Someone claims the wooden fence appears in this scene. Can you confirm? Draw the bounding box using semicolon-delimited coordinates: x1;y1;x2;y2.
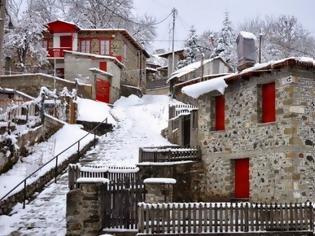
137;202;314;235
139;146;201;163
68;164;140;190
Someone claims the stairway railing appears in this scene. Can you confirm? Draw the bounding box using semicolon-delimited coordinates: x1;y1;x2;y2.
0;117;108;208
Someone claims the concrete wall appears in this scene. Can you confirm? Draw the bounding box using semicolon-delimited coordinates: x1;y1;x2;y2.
195;68;315;203
64;54;121;103
0;74;92;99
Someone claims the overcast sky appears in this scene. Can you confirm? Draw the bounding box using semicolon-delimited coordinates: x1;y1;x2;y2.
133;0;315;52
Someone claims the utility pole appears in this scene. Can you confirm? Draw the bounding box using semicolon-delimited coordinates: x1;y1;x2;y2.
0;0;6;74
259;30;263;63
171;8;177;75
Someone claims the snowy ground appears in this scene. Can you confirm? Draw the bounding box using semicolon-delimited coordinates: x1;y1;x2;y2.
0;95;173;235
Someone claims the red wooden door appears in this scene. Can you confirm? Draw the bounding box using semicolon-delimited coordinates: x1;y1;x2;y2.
215;95;225;130
262;82;276;123
60;36;72;49
99;61;107;71
96;79;110;103
234;158;249;199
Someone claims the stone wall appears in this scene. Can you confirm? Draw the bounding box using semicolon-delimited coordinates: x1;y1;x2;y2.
195;68;315;203
0;74;92;98
66;182;106;236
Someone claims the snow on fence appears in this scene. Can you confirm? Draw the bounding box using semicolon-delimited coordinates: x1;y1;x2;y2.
68;163;140;190
138;202;314;235
0;101;39;122
169;104;198;119
138;146;201;163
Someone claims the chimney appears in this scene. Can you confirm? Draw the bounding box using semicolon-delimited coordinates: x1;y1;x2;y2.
236;31;257;71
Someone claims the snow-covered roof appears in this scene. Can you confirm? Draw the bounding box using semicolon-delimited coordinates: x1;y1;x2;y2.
64;50;125;68
239;31;257;40
158;49;185;58
181;57;315;99
147;54;167;67
89;68;113;77
167;57;223;83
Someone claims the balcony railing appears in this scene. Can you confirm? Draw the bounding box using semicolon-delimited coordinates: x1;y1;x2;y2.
48;47;72;58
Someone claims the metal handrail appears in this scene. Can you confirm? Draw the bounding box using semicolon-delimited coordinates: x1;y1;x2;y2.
0;117;108;207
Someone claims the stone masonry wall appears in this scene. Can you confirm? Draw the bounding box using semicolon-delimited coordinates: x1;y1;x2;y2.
196;68;315;203
0;74;92;98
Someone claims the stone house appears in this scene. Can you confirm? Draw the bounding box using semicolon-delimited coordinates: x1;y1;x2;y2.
64;51;124;103
168;57;233;96
158;49;185;77
180;57;315;203
43;20;149;94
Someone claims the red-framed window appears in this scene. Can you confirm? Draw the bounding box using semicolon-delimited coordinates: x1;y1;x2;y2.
99;61;107;71
100;39;110;55
215;95;225;131
262;82;276;123
80;40;91;53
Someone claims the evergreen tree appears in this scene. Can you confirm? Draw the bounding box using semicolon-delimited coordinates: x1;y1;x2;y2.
177;26;200;69
212;12;236;64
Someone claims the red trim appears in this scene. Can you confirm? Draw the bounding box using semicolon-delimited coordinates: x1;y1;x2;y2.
47;20;79;33
215;95;225;131
262;82;276;123
235;158;250;199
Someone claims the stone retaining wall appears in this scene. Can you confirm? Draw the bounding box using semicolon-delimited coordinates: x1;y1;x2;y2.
0;74;92;98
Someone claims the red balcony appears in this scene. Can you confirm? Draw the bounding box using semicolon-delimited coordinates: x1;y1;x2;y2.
48;47;72;58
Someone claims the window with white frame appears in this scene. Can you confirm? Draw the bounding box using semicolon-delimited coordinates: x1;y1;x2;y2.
100;40;110;55
123;43;127;60
80;40;90;53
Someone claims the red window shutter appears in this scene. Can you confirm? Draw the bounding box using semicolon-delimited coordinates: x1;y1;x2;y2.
99;61;107;71
234;158;250;199
262;82;276;123
215;95;225;130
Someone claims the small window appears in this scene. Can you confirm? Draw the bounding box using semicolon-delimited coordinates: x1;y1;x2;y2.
214;95;225;131
100;40;110;55
80;40;90;53
261;82;276;123
123;43;127;60
42;40;48;50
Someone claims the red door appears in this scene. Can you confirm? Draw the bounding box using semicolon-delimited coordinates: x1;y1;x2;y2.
234;158;249;199
215;95;225;130
262;82;276;123
60;36;72;50
96;79;110;103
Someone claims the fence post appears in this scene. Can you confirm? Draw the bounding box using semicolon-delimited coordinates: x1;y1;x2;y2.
308;201;313;231
93;131;96;148
245;202;249;232
23;179;26;209
55;155;59;183
77;141;80;158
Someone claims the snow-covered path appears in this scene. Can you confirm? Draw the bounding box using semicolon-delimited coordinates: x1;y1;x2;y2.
0;95;172;235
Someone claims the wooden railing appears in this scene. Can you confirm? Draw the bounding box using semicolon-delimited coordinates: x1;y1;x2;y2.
138;146;201;163
169;104;198;118
138;202;314;235
48;47;72;57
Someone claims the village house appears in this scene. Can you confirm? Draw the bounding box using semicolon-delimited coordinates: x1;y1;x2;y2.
158;49;185;77
170;32;315;204
43;20;149;102
168;56;233;96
